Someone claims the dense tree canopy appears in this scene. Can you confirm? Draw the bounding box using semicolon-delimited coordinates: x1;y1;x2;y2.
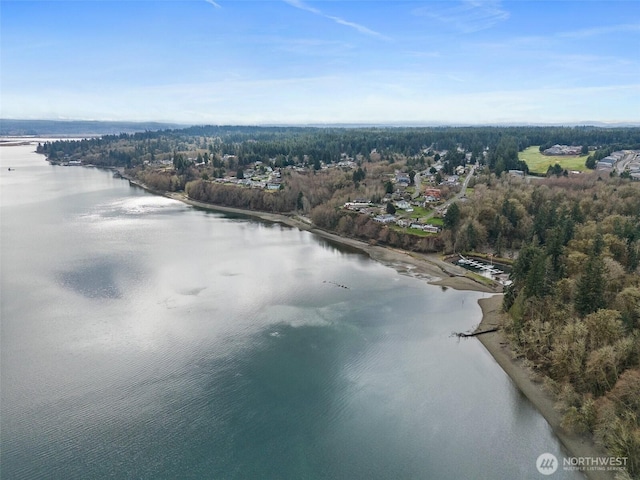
37;125;640;170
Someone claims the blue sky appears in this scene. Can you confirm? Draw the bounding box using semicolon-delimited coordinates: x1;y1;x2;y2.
1;0;639;125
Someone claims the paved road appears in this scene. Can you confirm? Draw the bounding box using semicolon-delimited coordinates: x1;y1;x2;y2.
616;151;639;173
412;171;422;199
424;165;475;220
459;164;476;195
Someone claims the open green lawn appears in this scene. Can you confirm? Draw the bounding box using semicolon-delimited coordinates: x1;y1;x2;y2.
519;146;589;174
390;225;437;237
397;205;431;219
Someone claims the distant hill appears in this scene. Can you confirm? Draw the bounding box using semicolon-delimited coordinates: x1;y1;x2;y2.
0;119;187;136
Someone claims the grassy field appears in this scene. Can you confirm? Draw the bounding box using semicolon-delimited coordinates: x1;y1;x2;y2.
390;225;439;237
519;146;589;174
397;205;431;219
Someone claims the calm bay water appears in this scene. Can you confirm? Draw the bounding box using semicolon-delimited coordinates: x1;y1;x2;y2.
0;143;582;479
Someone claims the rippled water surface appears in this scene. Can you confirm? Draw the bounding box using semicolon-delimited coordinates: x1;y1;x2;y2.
1;143;582;479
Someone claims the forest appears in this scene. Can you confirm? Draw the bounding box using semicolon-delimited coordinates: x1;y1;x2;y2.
455;173;640;478
38;125;640;476
38;124;640;169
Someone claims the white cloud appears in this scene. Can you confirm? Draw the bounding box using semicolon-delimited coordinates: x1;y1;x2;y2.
282;0;388;39
413;0;510;34
204;0;221;9
274;37;355;58
7;74;637;125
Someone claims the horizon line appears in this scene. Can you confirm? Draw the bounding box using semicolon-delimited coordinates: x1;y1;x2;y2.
3;118;640;129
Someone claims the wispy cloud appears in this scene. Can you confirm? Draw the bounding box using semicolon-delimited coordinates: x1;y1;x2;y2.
204;0;221;9
6;73;638;125
558;23;640;39
275;38;355;57
541;53;638;80
413;0;509;34
405;50;442;59
282;0;387;39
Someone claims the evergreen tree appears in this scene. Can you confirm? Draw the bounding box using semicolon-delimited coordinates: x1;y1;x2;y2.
386;202;396;215
525;253;552;298
444;202;461;230
545;226;566;280
465;222;477;250
575;234;606;317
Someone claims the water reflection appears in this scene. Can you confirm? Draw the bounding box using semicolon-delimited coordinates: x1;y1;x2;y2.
57;260;123;299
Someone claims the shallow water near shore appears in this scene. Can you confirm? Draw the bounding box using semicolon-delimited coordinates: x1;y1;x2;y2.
1;143;582;479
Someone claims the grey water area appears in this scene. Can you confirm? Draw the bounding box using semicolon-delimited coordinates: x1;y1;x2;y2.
0;142;582;479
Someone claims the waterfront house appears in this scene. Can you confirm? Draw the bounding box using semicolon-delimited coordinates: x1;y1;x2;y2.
374;214;396;224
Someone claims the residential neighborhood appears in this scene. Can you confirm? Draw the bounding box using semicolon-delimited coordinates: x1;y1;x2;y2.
340;159;476;235
596;150;640;180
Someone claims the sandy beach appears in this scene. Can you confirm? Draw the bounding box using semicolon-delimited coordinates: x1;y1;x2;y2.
477;296;615;480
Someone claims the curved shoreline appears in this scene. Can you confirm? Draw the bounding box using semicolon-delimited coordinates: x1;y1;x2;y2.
161;190;500;294
477;297;614;480
144;182;613;479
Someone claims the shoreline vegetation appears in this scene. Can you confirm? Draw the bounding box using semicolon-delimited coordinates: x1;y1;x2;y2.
159;185;500;294
14;127;640;479
478;296;616;480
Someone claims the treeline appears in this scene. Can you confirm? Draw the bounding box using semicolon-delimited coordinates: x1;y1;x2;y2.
37;136;178;167
0;119;181;136
310;207;444;253
185;179;299;213
453;175;640;476
445;174;640;254
184;163;445;252
174;125;640;159
134;168;183;192
183;162;391;216
37;125;640;169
